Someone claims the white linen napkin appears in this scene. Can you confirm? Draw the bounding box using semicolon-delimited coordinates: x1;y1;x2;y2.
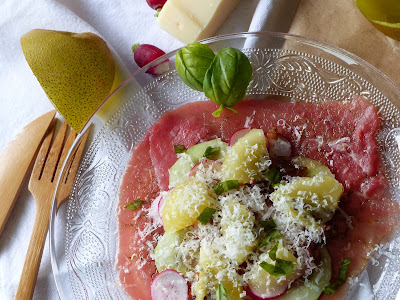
0;0;299;299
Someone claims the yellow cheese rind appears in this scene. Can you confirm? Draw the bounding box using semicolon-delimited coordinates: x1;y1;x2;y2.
157;0;241;44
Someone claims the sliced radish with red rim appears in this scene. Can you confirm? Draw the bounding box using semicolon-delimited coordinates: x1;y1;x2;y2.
158;195;165;218
151;269;189;300
246;284;288;299
150;194;164;224
189;159;222;177
229;128;252;146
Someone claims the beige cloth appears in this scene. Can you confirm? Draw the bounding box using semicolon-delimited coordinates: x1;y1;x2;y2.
289;0;400;89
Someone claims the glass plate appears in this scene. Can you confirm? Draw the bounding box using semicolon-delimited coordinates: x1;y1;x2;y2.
49;32;400;300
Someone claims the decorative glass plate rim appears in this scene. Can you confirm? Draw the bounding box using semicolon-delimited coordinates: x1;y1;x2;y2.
79;31;400;132
49;31;400;300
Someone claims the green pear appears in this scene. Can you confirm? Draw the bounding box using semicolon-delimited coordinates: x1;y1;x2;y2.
21;29;116;131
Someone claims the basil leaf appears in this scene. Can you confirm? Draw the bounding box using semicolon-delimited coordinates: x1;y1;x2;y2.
265;166;282;184
324;258;351;295
276;259;294;275
260;219;277;231
174;144;186;154
259;261;276;275
217;283;231;300
213;180;240;195
269;242;279;260
175;42;215;91
259;229;283;248
203;48;252;117
273;182;285;188
203;146;220;159
197;207;217;225
260;259;293;278
124;199;143;210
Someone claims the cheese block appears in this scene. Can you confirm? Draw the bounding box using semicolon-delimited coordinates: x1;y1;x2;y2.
157;0;241;44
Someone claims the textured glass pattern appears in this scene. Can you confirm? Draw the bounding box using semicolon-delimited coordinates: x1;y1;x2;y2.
50;33;400;300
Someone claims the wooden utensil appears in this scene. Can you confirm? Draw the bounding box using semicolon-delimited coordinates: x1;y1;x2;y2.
14;120;91;300
0;110;56;237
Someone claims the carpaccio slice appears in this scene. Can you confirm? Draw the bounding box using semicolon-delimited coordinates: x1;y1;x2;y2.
117;97;399;300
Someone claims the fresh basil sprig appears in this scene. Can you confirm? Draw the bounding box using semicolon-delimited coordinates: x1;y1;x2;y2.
175;42;215;91
175;43;252;117
204;47;252;117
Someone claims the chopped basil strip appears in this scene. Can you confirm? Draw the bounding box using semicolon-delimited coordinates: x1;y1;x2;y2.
276;259;294;275
268;242;279;260
260;219;277;231
213;180;240;195
197;207;217;225
259;229;284;248
217;283;231;300
266;166;282;184
324;258;351;295
174;144;186;154
124;199;143;210
273;182;285;188
203;146;220;159
260;259;294;278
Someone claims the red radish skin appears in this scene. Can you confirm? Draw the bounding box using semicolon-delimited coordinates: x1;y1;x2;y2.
150;194;164;224
158;195;165;218
189;160;222;177
246;285;288;300
132;43;169;75
146;0;167;10
229;128;252;146
151;270;189;300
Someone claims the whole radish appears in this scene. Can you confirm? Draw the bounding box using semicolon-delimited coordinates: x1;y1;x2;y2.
132;43;169;75
146;0;167;10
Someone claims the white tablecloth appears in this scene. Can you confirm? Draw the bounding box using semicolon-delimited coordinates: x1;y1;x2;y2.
0;0;299;299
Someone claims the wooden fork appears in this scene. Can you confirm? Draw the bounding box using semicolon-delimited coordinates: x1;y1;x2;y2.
15;120;91;300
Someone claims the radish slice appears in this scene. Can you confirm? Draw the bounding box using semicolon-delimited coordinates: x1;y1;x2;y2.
229;128;252;146
151;270;189;300
268;137;292;158
150;194;164;224
189;160;222;177
158;195;165;218
246;284;288;300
